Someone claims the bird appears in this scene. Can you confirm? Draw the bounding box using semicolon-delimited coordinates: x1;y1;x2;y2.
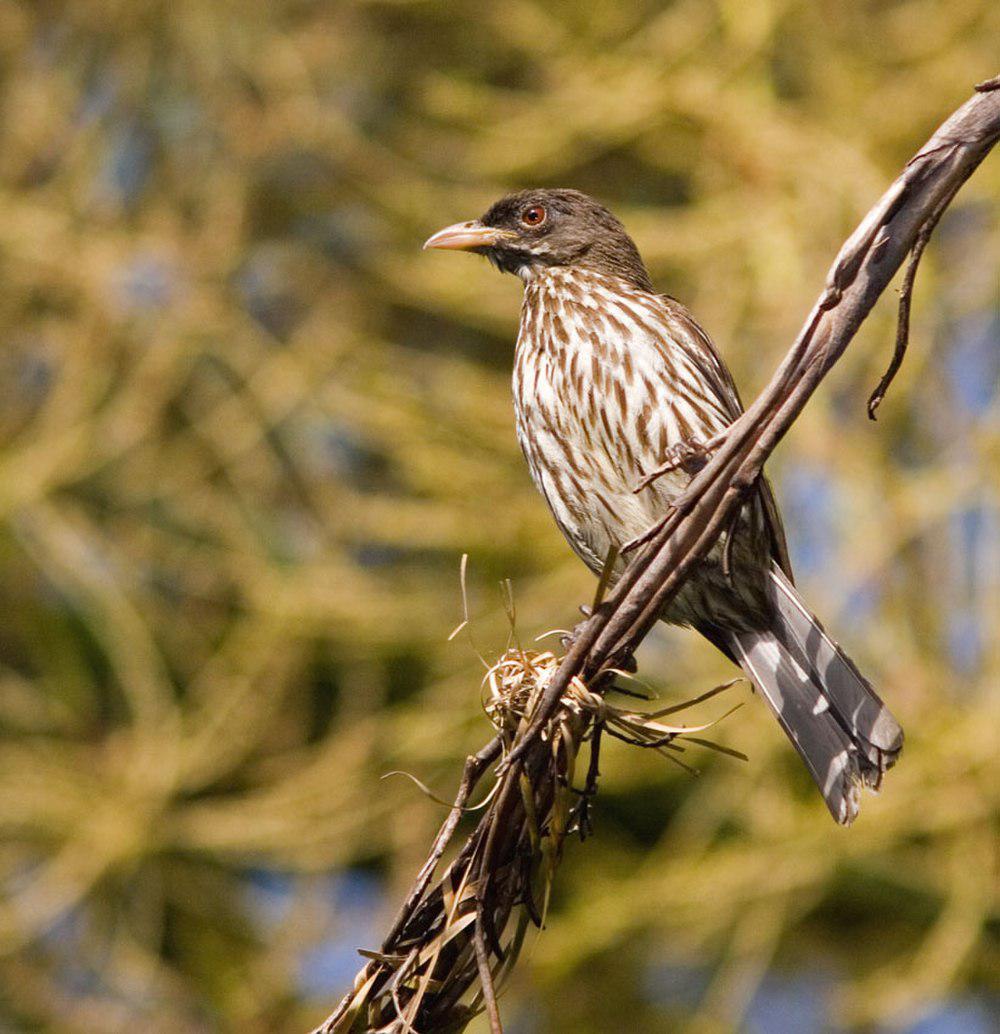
424;188;903;824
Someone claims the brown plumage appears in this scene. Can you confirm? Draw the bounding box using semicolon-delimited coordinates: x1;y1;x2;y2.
425;188;903;824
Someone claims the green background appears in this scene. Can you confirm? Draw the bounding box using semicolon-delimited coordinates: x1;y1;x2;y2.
0;1;997;1031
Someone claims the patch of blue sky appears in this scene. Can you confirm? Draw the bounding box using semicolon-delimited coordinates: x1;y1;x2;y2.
903;996;999;1034
778;462;839;581
92;120;155;209
943;313;999;420
112;253;178;314
298;869;384;997
243;867;385;999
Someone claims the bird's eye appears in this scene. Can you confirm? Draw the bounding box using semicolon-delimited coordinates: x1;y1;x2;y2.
521;205;547;227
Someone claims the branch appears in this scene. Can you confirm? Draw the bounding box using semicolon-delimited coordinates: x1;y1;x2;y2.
313;81;1000;1034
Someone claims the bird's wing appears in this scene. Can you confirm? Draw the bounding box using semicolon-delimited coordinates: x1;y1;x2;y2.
757;475;794;584
659;297;746;421
658;296;795;583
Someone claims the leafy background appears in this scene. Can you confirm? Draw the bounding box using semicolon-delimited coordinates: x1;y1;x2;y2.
0;1;997;1031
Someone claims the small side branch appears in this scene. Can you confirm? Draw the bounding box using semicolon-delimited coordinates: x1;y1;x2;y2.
867;177;967;419
473;914;503;1034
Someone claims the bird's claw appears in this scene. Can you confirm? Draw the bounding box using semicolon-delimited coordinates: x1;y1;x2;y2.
561;623;587;651
613;653;638;674
632;432;726;494
561;614;636;674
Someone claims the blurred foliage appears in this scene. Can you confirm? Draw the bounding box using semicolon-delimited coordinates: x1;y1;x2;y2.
0;1;997;1032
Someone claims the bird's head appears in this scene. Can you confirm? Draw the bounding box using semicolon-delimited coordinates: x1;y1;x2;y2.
423;188;653;291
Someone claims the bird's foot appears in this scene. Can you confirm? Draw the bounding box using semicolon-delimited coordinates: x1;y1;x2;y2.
560;622;586;652
560;613;637;674
560;608;591;649
632;431;727;494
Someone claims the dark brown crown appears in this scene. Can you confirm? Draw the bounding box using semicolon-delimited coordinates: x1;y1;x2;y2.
479;189;653;290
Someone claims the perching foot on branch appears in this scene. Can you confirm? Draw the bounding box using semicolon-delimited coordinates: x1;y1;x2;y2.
561;624;637;673
623;434;727;553
632;431;727;494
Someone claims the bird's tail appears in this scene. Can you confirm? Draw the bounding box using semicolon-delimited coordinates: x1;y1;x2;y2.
725;565;903;825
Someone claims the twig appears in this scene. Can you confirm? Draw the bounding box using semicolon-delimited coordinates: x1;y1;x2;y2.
473;914;503;1034
867;177;966;418
381;737;502;951
574;720;603;839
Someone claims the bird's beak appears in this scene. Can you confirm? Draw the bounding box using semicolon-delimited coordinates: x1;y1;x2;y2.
422;220;515;251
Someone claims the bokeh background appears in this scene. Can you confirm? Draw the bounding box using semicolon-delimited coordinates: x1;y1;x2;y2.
0;1;997;1032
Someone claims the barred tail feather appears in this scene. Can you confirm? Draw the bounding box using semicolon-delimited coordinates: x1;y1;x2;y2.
726;565;903;825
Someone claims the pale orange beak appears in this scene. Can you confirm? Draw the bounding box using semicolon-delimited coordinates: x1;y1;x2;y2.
422;220;516;251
